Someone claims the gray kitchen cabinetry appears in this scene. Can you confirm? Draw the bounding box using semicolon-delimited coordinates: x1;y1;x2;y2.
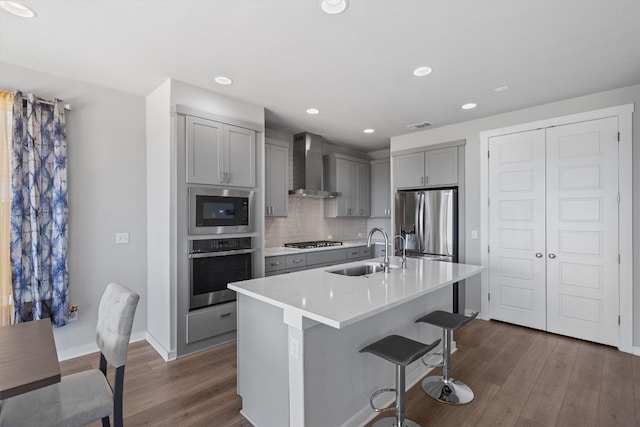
324;154;370;217
394;146;457;189
265;246;373;276
265;139;289;217
265;253;308;276
370;159;391;218
186;115;256;187
185;301;237;344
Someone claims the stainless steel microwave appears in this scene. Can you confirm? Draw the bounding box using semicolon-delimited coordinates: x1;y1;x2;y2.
188;187;254;235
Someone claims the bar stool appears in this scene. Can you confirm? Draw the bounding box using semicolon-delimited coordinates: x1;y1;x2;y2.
360;335;441;427
415;310;478;405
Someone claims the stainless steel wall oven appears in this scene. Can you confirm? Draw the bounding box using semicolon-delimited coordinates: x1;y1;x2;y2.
189;237;254;310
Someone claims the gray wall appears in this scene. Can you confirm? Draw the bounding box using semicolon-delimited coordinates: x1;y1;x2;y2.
0;62;148;359
391;84;640;345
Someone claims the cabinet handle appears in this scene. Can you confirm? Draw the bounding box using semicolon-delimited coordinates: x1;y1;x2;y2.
220;312;231;318
535;253;543;258
425;176;429;185
220;172;225;183
292;259;302;264
548;253;556;259
271;262;281;266
225;172;231;183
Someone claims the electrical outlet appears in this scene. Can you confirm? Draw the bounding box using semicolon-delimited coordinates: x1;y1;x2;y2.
115;232;129;245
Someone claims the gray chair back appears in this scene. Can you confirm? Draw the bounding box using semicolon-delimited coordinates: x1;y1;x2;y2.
95;282;140;368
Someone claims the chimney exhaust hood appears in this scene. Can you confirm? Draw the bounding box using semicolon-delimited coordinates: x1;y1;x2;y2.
289;132;340;198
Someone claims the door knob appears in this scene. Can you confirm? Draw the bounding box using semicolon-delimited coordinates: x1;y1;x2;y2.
548;253;556;259
535;253;543;258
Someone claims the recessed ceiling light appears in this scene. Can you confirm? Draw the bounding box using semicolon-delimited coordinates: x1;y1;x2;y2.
306;108;320;115
214;76;233;85
494;85;509;93
461;103;477;110
0;1;36;18
321;0;348;14
413;66;433;77
363;129;375;134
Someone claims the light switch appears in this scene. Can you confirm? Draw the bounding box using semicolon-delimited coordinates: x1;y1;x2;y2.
471;230;478;240
115;232;130;245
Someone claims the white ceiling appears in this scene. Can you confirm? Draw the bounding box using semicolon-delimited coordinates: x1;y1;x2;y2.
1;0;638;151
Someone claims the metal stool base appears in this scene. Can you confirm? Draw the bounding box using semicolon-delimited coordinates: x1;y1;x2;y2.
372;416;421;427
421;375;474;405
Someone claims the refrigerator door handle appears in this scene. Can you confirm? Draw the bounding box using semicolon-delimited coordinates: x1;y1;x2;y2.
417;192;425;254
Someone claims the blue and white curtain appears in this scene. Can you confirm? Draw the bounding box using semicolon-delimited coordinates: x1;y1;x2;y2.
11;92;69;326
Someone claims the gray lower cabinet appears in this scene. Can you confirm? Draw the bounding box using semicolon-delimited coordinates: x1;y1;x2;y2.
186;301;237;344
265;246;372;276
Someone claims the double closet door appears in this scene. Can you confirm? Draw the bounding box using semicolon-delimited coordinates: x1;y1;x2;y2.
488;117;619;346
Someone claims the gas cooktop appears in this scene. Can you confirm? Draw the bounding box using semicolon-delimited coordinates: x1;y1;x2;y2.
284;240;343;249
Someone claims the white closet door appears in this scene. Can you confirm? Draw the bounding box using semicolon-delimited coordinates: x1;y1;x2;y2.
489;129;547;330
545;117;619;346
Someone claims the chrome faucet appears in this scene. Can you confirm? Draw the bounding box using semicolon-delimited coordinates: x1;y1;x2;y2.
367;227;390;273
395;235;407;268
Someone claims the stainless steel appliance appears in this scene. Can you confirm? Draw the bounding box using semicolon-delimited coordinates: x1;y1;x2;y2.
395;188;460;310
188;187;254;235
189;237;254;310
288;132;340;198
283;240;343;249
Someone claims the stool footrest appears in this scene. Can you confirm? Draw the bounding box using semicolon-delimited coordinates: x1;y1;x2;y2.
421;351;444;368
369;388;397;413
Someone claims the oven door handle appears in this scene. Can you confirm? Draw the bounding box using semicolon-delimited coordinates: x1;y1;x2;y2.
188;248;257;259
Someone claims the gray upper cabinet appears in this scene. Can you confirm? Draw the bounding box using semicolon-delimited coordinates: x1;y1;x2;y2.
265;139;289;217
324;154;370;217
186;115;256;187
394;146;457;189
370;159;390;218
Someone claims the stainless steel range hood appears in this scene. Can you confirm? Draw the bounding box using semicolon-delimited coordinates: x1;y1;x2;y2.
289;132;340;198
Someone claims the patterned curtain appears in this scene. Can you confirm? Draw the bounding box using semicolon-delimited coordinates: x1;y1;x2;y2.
0;91;14;326
11;92;69;326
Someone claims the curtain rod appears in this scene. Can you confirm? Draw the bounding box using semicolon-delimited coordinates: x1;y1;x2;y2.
33;98;72;111
20;97;72;111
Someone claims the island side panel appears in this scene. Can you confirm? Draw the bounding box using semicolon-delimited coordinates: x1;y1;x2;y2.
303;286;451;427
237;294;289;426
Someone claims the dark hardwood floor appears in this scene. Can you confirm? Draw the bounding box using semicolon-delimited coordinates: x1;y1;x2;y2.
61;319;639;426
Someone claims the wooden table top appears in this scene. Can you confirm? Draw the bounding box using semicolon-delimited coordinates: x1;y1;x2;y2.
0;318;61;399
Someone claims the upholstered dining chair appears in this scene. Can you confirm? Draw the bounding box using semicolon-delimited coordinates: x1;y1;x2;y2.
0;282;140;427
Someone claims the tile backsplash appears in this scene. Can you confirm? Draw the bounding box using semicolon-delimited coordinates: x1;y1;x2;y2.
264;197;392;247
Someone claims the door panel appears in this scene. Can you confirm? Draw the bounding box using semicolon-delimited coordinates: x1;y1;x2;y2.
489;129;547;330
225;125;255;187
545;117;619;346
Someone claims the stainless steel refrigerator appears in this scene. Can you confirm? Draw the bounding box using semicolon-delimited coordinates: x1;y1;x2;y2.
395;188;461;310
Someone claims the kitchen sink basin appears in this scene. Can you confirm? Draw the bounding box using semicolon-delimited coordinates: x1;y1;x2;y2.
328;263;397;277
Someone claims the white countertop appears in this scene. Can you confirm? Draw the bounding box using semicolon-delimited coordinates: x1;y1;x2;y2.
264;240;382;257
228;256;483;329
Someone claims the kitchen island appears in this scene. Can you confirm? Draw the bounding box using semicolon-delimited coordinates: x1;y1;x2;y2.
229;256;483;427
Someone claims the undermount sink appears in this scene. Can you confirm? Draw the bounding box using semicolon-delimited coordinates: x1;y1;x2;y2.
329;263;398;277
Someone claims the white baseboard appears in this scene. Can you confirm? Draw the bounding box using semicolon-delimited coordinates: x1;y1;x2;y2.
146;331;177;361
57;331;147;361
